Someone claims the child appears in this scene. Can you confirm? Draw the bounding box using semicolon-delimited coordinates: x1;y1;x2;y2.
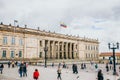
33;69;40;80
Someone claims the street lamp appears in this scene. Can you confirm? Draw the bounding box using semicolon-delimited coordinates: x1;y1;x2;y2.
44;44;48;68
108;42;119;75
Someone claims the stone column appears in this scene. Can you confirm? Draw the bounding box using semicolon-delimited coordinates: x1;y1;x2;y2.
76;44;79;58
52;41;55;59
23;36;27;58
65;42;68;59
42;39;45;58
62;42;64;59
37;38;39;58
57;41;60;59
49;41;52;59
69;43;72;59
47;40;50;59
73;43;76;59
54;41;57;59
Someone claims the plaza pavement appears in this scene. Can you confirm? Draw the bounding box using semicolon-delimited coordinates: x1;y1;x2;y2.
0;64;120;80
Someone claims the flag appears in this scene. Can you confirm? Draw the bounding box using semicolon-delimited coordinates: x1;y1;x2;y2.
60;23;67;28
14;20;18;23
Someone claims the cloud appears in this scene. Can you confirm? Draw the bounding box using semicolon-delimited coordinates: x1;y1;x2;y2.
0;0;120;52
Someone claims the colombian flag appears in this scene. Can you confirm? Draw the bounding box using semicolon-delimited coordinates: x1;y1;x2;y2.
60;23;67;28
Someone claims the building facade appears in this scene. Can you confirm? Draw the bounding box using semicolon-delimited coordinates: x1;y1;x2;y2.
99;52;120;63
0;24;99;61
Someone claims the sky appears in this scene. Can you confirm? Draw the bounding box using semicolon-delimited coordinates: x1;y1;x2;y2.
0;0;120;52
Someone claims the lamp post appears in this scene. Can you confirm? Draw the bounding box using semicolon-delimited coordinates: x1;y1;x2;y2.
44;44;48;68
108;42;119;75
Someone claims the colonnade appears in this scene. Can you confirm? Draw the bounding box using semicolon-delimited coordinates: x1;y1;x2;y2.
42;40;78;59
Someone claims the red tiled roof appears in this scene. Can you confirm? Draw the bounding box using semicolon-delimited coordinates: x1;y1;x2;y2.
100;52;120;56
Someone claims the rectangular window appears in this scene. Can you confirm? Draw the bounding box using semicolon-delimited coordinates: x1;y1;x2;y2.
11;37;15;45
11;51;14;58
19;51;22;57
3;37;7;45
2;50;6;57
19;39;23;46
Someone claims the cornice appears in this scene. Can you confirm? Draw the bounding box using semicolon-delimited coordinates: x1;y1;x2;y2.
0;24;99;43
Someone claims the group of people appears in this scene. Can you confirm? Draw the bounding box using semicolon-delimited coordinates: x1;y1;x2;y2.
81;63;86;69
8;61;19;68
3;61;116;80
18;62;27;77
9;61;40;80
18;61;40;80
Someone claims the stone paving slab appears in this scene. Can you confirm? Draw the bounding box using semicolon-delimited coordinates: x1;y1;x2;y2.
0;64;120;80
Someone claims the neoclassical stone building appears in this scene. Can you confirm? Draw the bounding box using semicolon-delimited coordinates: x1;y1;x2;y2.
0;23;99;61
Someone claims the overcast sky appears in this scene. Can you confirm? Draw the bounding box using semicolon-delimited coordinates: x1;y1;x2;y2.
0;0;120;52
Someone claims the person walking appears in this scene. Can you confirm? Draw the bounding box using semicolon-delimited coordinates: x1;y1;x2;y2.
0;64;4;74
33;69;40;80
12;61;15;68
74;64;78;74
72;64;75;73
57;67;62;80
52;62;54;67
84;63;86;69
8;61;11;68
23;62;27;77
19;63;24;77
97;69;104;80
95;63;98;71
106;63;109;72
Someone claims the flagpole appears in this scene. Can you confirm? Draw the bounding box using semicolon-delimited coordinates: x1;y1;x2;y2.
14;20;18;59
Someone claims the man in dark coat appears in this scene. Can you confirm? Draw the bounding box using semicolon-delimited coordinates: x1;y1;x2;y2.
97;69;104;80
23;62;27;77
19;63;24;77
0;64;4;74
72;64;75;73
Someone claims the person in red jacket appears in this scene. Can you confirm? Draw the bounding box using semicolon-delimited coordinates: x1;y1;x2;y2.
33;69;39;80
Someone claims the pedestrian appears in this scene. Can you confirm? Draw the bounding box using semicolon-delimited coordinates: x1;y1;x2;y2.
58;63;61;67
8;61;11;68
33;69;40;80
57;67;62;80
84;63;86;69
97;69;104;80
81;63;84;69
106;63;109;72
52;62;54;67
72;64;75;73
63;63;66;68
12;61;15;68
74;64;78;74
95;63;98;71
109;65;112;70
19;63;24;77
0;63;4;74
23;62;27;77
15;61;18;66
